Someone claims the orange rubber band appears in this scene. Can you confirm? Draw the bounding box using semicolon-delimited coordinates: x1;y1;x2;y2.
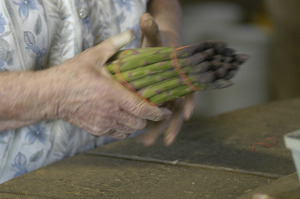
251;137;276;152
113;50;157;106
171;46;199;92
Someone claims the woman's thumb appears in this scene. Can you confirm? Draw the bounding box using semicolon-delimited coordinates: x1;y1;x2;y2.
93;30;134;67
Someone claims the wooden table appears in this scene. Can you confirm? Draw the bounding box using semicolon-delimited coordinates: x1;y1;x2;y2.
1;98;300;198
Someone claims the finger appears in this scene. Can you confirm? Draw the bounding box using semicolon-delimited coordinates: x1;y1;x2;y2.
115;110;147;130
164;101;184;146
98;119;140;135
78;117;136;137
91;30;134;67
113;123;138;134
106;131;129;139
136;120;169;146
139;12;163;47
164;111;184;146
85;126;111;137
119;97;172;122
183;93;197;120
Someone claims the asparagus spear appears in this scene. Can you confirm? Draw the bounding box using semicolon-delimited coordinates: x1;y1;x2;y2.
148;79;233;105
105;41;248;105
128;54;245;90
129;61;211;89
106;41;222;74
112;49;214;82
149;85;203;105
134;57;246;101
138;70;225;99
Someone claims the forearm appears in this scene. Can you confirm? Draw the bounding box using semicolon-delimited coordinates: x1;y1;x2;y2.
0;69;59;122
0;120;37;131
147;0;183;46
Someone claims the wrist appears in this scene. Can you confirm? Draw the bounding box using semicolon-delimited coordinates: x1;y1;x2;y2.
33;68;63;120
0;69;63;121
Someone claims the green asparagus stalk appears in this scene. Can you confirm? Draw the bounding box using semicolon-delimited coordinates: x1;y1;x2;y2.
105;41;248;105
106;47;174;73
111;50;213;82
106;42;218;74
110;48;245;85
138;77;188;99
138;72;216;99
129;61;211;89
148;84;203;105
128;58;240;90
148;79;233;105
129;69;179;89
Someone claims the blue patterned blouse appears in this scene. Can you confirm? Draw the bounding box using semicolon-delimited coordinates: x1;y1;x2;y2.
0;0;148;183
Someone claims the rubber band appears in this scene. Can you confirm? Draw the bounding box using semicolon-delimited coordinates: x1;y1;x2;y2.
251;137;276;152
113;50;157;106
113;50;137;93
113;45;199;106
171;46;199;92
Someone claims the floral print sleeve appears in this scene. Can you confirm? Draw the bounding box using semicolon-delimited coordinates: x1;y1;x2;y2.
0;12;13;71
0;0;148;184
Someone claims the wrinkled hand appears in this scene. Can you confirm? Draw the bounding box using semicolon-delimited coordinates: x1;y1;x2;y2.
52;31;171;138
137;13;197;146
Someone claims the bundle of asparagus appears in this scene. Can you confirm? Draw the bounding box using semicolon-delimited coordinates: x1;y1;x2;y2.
105;41;248;105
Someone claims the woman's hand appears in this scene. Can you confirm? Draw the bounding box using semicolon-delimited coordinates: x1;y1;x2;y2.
137;9;197;146
0;31;171;136
51;31;172;138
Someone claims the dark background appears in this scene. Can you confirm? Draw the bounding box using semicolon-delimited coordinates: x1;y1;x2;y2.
178;0;300;118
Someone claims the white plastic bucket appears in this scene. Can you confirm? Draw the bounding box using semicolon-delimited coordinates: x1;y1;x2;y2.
284;130;300;181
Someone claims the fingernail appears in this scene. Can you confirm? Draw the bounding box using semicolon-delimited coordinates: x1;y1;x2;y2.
110;30;134;49
142;17;155;28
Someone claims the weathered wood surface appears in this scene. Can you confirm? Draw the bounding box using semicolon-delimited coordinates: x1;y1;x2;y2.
1;98;300;198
